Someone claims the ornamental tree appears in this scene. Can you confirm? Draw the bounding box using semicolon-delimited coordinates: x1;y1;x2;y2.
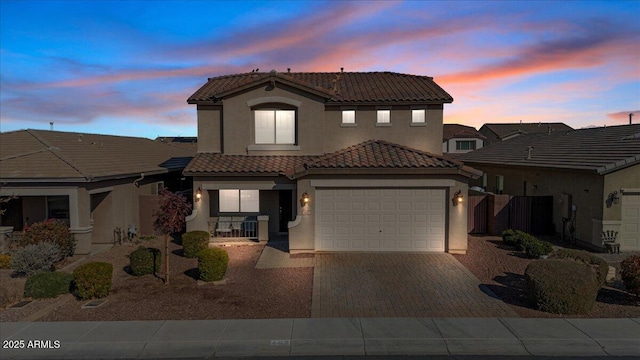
153;187;192;284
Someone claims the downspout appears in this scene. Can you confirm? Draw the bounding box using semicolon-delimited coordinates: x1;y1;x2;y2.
133;173;145;188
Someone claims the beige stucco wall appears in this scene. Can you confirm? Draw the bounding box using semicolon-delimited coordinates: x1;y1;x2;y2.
603;164;640;221
196;85;446;156
288;175;468;254
324;105;443;154
197;105;222;153
467;163;605;245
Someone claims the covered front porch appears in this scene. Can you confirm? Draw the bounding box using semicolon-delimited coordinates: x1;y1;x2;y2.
186;179;297;244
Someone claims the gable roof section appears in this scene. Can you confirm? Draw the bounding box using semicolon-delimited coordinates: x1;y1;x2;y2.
0;130;195;182
480;122;573;139
443;124;486;141
185;140;479;179
458;124;640;174
188;71;453;104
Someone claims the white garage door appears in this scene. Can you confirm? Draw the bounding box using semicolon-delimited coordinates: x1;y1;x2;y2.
316;188;446;252
621;193;640;251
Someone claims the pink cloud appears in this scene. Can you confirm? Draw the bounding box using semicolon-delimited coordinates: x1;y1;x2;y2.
607;111;639;124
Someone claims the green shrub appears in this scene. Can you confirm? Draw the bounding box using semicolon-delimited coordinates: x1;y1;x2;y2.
182;231;210;258
73;262;113;300
197;247;229;282
24;271;74;299
10;242;61;276
501;229;518;246
525;259;600;315
0;254;11;269
550;248;609;286
522;238;553;259
21;219;75;259
129;246;162;276
620;255;640;296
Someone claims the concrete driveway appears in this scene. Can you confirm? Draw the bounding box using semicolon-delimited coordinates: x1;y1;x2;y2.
311;253;517;318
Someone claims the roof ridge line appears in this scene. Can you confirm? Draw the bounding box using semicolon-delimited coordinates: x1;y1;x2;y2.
26;129;91;180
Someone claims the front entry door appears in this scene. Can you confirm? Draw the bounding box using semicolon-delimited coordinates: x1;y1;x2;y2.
279;190;292;232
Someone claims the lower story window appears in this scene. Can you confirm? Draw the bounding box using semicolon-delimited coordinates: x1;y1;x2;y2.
219;190;259;213
456;140;476;151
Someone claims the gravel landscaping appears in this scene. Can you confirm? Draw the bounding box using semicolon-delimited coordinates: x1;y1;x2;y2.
453;235;640;318
1;234;638;321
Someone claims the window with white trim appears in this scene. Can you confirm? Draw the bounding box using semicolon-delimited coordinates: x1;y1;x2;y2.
377;110;390;124
456;140;476;151
342;110;355;124
219;190;260;213
255;110;295;144
412;109;425;124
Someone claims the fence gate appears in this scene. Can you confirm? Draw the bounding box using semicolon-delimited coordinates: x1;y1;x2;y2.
467;195;488;234
509;196;553;235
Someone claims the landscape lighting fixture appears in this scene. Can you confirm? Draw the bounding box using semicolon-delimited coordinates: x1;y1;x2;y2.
195;187;202;202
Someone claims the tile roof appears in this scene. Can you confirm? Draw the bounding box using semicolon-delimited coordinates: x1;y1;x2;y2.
458;124;640;174
155;136;198;151
184;154;315;177
443;124;486;141
185;140;479;179
480;122;573;139
0;130;195;182
188;71;453;104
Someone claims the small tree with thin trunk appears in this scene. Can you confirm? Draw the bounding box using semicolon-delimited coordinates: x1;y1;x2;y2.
153;187;192;284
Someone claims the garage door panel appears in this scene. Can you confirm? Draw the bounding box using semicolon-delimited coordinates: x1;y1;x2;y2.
621;194;640;250
316;188;446;252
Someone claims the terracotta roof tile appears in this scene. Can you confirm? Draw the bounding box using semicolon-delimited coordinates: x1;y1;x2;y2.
458;124;640;174
303;140;461;170
184;140;466;177
188;71;453;104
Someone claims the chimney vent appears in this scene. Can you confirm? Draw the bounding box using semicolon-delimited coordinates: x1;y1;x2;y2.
49;122;54;131
630;113;634;125
340;67;344;73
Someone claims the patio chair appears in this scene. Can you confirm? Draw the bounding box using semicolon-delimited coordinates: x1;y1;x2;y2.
601;230;620;254
216;217;233;237
231;216;246;236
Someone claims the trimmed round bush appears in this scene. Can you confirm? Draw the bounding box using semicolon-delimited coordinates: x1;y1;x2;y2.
21;219;76;259
182;231;210;258
10;242;61;276
525;259;600;315
197;247;229;282
501;229;518;246
73;262;113;300
129;246;161;276
522;238;553;259
0;254;11;269
550;248;609;286
24;271;74;299
620;254;640;296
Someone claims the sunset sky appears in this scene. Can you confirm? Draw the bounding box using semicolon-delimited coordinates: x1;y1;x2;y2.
1;0;638;139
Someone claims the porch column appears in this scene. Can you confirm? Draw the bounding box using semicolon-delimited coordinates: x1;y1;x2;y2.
257;215;269;242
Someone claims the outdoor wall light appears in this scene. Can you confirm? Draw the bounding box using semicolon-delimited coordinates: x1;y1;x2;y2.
300;192;310;207
195;187;202;202
453;190;463;206
607;191;620;205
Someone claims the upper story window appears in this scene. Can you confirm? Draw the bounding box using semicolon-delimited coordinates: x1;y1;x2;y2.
456;140;476;151
342;110;356;125
376;110;391;124
219;189;259;213
412;109;426;124
255;110;295;144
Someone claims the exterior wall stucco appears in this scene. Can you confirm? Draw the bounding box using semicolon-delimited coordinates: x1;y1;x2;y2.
467;163;605;245
197;106;222;153
324;105;443;155
603;164;640;221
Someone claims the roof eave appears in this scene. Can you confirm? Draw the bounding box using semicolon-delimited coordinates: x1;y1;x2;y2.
290;166;473;179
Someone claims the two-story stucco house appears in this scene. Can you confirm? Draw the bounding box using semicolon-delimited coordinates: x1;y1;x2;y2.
184;70;480;254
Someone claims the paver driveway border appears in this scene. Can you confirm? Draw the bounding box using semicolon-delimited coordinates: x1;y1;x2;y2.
311;252;518;318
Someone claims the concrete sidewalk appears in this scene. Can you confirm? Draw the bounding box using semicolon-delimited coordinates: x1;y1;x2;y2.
1;317;639;359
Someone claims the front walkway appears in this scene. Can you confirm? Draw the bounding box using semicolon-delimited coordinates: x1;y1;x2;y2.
311;253;518;318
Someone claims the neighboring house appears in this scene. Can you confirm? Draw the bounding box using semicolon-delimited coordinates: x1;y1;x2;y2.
0;130;194;254
184;70;480;254
458;124;640;251
156;136;198;152
479;122;573;146
442;124;486;154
